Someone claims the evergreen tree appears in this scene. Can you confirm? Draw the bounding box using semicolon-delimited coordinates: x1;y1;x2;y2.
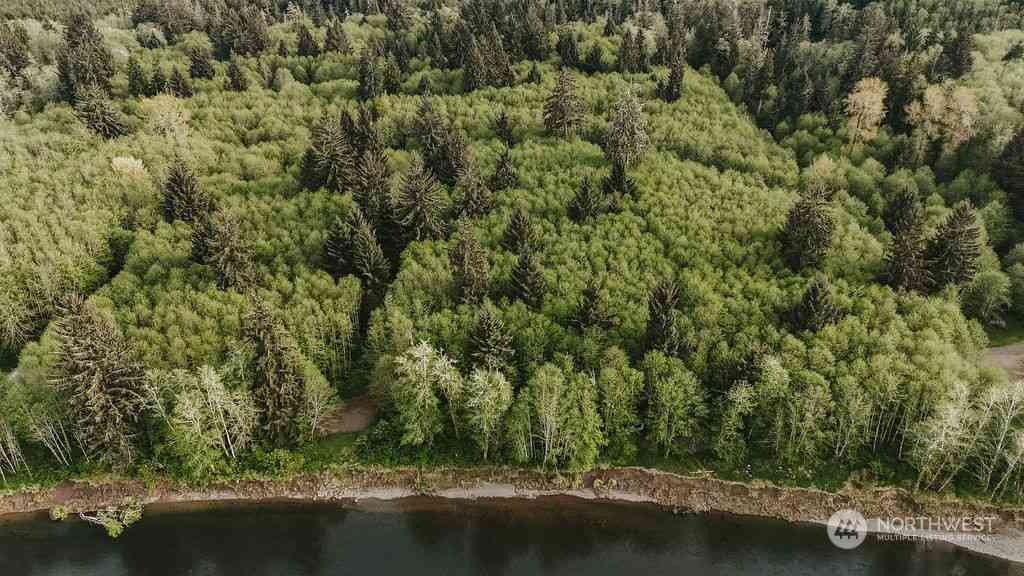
150;67;167;96
349;209;392;293
494;110;516;147
168;67;193;98
353;142;393;234
993;128;1024;220
324;215;353;278
225;59;249;91
307;115;356;192
883;186;923;237
571;279;618;330
74;87;128;139
458;166;494;217
296;23;321;57
127;56;149;97
468;301;514;371
605;88;650;169
243;297;307;447
188;46;215;80
780;190;834;270
57;11;114;102
325;18;351;53
656;57;684;102
358;47;382;100
53;294;147;467
583;44;605;74
793;274;839;332
557;29;579;68
450;219;490;305
924;201;982;290
278;39;290;58
490;147;519;191
502;207;538;253
382;52;402;94
511;247;546;308
394;160;446;240
601;162;637;208
0;20;31;78
884;227;930;292
162;156;212;223
646;277;681;355
527;62;543;84
569;177;605;221
463;37;487;92
544;69;583;138
205;210;258;291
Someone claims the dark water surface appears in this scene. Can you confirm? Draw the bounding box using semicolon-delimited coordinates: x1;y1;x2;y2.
1;497;1022;576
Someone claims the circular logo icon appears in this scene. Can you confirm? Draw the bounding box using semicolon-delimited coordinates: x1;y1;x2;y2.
826;508;867;550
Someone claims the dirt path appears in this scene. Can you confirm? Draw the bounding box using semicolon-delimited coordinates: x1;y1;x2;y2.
319;395;377;435
983;343;1024;379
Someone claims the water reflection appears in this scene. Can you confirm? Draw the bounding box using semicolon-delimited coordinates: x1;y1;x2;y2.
0;497;1021;576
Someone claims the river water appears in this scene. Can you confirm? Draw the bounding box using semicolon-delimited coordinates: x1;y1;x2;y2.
1;497;1021;575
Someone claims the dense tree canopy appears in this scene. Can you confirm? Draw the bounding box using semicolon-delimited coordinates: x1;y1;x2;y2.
1;0;1024;505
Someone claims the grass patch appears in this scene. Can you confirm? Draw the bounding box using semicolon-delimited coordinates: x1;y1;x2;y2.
987;315;1024;347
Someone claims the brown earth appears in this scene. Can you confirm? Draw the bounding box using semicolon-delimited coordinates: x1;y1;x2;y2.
319;395;377;435
2;466;1022;533
984;343;1024;380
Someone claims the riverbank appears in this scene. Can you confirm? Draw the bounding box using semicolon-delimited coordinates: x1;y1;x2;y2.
2;466;1023;563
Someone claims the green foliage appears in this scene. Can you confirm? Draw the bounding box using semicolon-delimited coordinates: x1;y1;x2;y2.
642;351;705;457
924;201;982;290
543;69;583;138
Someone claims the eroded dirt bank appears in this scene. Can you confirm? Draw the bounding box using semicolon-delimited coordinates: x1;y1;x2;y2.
2;466;1023;562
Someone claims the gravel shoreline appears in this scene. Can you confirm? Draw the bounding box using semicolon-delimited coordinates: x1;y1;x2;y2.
2;466;1023;564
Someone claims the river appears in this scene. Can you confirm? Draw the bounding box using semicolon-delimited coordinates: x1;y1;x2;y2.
1;496;1021;575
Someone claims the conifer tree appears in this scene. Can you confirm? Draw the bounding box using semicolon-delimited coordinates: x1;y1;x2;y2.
993;128;1024;219
883;186;923;237
188;46;215;80
544;69;583;138
162;156;212;223
278;39;290;58
325;18;351;53
569;177;605;222
606;88;650;169
527;62;542;84
490;147;519;191
243;297;307;447
205;210;258;291
57;11;114;102
463;36;487;92
468;301;514;371
0;20;31;78
884;228;930;292
168;67;193;98
511;248;546;308
296;23;320;57
383;53;401;94
571;279;617;330
793;274;839;332
349;209;392;293
352;141;392;231
656;57;684;102
557;29;580;68
450;219;490;305
924;201;982;290
127;56;149;97
53;295;147;467
150;67;167;95
780;190;834;270
324;215;353;278
225;58;249;91
458;166;494;217
601;162;637;208
358;47;382;100
502;207;538;253
74;87;128;139
394;160;446;241
646;277;681;355
584;44;605;74
494;110;516;147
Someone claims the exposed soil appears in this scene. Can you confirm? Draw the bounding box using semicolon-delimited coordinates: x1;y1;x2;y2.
983;343;1024;379
2;467;1023;562
318;395;377;435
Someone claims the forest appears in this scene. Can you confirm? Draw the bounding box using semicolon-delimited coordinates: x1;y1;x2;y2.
3;0;1024;505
